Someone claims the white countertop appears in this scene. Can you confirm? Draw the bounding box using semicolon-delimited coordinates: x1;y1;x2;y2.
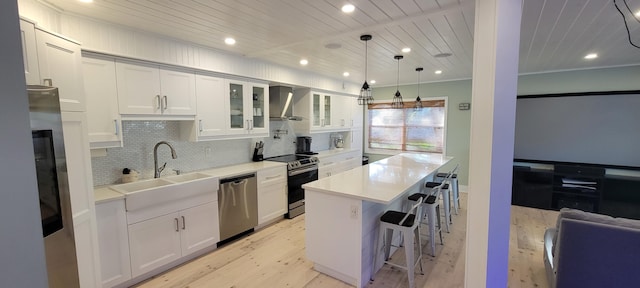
94;186;125;204
200;161;286;178
94;161;287;204
315;148;360;158
302;153;453;204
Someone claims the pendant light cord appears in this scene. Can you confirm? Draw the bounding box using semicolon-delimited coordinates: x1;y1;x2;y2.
365;40;368;83
396;58;400;92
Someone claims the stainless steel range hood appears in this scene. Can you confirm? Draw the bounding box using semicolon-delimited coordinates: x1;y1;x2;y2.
269;86;303;121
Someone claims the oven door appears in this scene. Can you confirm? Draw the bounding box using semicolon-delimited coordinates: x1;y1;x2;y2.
287;165;318;209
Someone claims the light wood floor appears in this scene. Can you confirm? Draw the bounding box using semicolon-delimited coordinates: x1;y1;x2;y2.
133;193;558;288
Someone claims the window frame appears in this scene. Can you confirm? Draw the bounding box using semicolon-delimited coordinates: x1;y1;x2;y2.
364;97;448;156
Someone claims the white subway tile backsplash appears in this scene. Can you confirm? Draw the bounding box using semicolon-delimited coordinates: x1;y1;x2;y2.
91;120;334;186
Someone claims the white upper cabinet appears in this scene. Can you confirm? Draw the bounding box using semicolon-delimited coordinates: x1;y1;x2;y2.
82;57;123;149
35;29;85;111
293;88;351;133
182;76;270;141
116;61;196;117
19;19;40;85
193;74;228;138
160;69;197;115
225;80;269;137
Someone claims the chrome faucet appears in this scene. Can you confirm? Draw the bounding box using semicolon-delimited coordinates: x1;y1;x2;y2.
154;141;178;178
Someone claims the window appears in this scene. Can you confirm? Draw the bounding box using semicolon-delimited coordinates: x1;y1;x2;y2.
368;99;446;153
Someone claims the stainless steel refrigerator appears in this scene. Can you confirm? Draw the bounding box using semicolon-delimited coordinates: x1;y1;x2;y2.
28;85;80;288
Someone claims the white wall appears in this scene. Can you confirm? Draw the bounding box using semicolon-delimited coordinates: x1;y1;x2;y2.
0;0;49;286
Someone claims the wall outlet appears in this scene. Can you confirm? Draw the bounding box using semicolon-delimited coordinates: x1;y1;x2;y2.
204;147;212;158
350;205;359;219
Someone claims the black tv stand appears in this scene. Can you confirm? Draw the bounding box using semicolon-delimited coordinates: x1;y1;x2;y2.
512;162;640;219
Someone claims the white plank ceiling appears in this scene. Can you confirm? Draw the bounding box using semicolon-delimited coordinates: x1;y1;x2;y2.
43;0;640;87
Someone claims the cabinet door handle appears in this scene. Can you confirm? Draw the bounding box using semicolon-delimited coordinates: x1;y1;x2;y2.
351;119;354;127
174;218;179;232
246;120;250;130
156;95;161;110
265;175;282;180
114;120;119;135
43;79;53;87
199;120;203;132
162;95;168;111
250;120;253;130
181;216;186;230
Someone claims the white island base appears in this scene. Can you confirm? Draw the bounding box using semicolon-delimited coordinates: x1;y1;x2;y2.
303;153;452;287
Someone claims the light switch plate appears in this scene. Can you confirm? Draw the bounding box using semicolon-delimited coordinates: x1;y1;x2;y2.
458;103;471;110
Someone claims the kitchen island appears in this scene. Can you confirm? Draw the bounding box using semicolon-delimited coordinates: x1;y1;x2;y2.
303;153;453;288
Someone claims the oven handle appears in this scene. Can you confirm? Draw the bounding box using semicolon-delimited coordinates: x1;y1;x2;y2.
288;166;318;176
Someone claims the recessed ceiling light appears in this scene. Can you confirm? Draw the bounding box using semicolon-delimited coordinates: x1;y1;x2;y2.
224;37;236;45
636;10;640;17
402;47;411;53
300;59;308;66
79;0;93;3
584;53;598;60
342;4;355;13
343;72;350;77
435;70;443;74
370;80;376;84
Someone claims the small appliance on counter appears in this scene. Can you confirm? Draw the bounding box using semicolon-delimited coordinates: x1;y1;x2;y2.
333;134;344;149
296;136;316;155
252;141;264;161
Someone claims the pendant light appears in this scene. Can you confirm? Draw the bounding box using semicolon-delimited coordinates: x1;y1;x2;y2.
414;67;423;110
391;55;404;109
357;35;374;105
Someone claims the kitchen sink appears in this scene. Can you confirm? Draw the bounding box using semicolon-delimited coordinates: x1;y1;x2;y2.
110;178;173;194
110;173;219;212
165;172;211;183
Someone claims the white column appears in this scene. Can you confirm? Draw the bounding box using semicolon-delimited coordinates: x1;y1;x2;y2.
465;0;522;287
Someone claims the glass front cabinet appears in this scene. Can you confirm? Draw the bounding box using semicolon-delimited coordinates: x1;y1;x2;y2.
311;93;333;130
225;80;269;136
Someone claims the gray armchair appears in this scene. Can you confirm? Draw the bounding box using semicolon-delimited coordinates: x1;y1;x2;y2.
544;208;640;288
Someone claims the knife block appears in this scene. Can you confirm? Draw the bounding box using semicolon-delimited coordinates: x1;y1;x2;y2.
252;146;263;162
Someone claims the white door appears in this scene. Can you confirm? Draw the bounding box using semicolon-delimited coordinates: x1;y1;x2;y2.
195;74;227;137
36;29;85;112
96;200;131;288
19;20;40;85
179;202;219;257
116;62;161;115
160;69;196;115
128;213;182;278
82;57;123;148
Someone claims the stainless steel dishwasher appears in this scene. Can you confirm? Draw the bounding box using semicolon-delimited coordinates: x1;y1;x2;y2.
218;173;258;242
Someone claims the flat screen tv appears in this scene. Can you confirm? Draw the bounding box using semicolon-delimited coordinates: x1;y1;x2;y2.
514;91;640;170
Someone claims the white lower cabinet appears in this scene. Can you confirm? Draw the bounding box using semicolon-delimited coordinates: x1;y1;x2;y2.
257;167;287;225
128;201;218;278
180;201;220;257
62;112;102;287
96;199;131;288
318;150;362;179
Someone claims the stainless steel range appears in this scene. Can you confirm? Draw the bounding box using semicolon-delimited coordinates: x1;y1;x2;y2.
264;154;319;218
